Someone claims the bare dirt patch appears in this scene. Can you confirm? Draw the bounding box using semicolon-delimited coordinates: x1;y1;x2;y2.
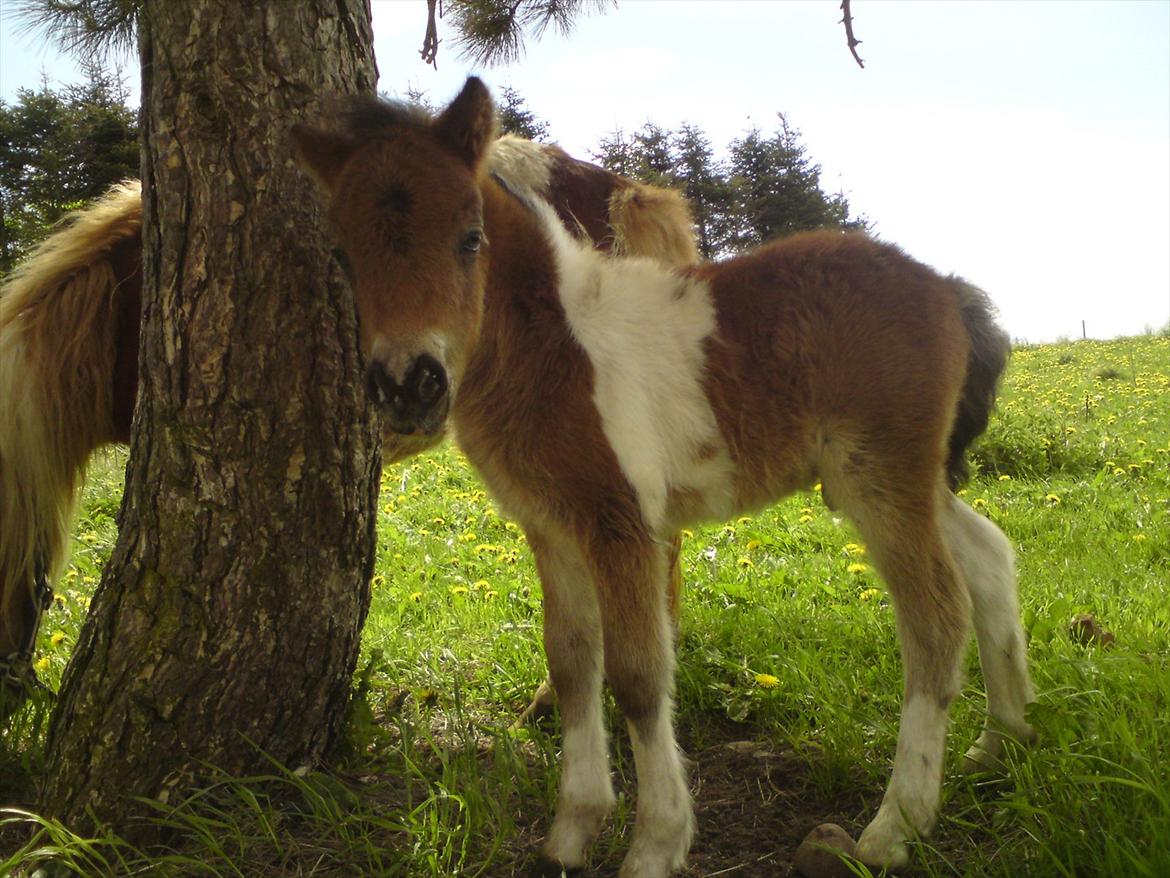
489;732;873;878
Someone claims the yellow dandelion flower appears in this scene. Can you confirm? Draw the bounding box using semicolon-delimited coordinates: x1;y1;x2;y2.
450;586;469;596
371;575;385;588
504;522;520;532
485;590;499;599
746;539;762;552
1045;494;1060;504
736;557;754;569
737;516;753;525
998;474;1012;481
473;579;490;590
409;591;423;602
754;673;780;689
50;631;66;647
1133;534;1146;542
847;562;870;575
681;529;695;538
843;543;866;557
973;498;987;509
859;588;880;601
460;532;478;542
34;657;50;674
799;514;814;524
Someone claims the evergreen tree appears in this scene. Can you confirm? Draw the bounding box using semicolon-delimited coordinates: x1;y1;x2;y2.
671;123;735;259
592;127;640;180
727;114;843;248
496;86;550;141
0;62;138;274
594;114;868;260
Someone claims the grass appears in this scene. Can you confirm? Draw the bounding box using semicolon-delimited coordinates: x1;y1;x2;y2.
2;334;1168;876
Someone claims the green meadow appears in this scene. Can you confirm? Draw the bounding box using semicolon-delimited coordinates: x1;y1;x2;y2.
3;334;1168;877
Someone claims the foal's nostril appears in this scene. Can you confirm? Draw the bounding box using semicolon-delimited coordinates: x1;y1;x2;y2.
365;360;391;405
409;354;448;407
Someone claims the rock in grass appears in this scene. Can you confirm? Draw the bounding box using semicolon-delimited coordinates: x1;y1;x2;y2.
794;823;858;878
1069;613;1116;648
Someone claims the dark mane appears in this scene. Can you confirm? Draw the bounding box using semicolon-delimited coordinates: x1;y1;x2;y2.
341;96;432;137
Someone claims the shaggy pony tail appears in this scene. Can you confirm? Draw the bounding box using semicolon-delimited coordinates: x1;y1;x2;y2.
946;279;1010;490
0;181;142;661
608;182;701;268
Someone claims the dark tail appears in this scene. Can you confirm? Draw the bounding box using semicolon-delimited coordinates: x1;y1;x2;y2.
946;279;1010;490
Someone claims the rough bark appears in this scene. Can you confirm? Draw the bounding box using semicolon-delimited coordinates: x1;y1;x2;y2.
41;0;381;834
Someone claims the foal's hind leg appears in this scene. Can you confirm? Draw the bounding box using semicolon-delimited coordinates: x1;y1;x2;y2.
840;485;972;870
529;529;615;873
940;493;1035;771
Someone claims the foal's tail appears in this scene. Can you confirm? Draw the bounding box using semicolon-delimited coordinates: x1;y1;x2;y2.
608;182;701;268
946;280;1010;490
0;180;142;670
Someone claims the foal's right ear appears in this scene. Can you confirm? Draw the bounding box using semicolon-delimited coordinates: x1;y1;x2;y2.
291;124;357;193
435;77;496;170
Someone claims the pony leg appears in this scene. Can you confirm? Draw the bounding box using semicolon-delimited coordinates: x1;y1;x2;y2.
591;537;693;878
515;532;684;729
842;486;972;871
940;493;1035;770
529;529;614;873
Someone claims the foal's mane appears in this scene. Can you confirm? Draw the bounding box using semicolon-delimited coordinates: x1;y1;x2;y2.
339;96;433;139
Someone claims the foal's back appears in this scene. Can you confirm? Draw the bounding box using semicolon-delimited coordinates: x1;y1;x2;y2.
691;230;971;512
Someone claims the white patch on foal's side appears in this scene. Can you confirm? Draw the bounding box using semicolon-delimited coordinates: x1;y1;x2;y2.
535;203;734;535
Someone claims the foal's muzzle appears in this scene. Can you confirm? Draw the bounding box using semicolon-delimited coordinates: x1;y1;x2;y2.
365;354;450;435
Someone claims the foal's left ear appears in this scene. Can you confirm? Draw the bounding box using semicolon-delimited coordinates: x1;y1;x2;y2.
291;124;358;193
435;77;497;170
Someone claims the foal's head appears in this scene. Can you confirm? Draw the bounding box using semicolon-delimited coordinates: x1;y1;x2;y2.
293;78;496;436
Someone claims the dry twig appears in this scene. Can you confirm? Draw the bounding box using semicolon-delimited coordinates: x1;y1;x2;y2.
420;0;441;68
840;0;865;69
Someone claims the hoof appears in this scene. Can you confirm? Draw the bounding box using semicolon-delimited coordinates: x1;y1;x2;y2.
528;855;583;877
793;823;858;878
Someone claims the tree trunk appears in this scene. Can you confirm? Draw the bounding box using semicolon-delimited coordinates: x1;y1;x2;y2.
41;0;380;833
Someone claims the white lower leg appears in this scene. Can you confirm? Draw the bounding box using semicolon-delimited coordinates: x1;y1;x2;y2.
544;683;615;867
619;706;694;878
857;693;949;870
942;496;1035;768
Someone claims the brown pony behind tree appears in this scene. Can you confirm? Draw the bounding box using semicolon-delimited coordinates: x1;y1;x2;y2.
0;136;698;705
293;77;1034;877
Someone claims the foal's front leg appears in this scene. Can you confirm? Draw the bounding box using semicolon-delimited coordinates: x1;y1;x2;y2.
529;529;614;874
591;537;694;878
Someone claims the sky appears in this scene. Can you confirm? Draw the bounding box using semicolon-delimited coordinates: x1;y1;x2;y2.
1;0;1168;343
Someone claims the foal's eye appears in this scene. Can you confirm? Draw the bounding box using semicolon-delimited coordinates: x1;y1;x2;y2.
460;229;484;255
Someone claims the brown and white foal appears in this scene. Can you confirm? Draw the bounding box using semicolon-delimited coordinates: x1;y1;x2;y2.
294;78;1035;877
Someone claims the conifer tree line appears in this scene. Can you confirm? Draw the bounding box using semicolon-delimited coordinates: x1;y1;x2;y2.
0;62;138;274
591;117;868;260
1;76;866;273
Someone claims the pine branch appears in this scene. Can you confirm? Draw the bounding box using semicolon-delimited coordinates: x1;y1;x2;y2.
8;0;140;59
840;0;865;69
